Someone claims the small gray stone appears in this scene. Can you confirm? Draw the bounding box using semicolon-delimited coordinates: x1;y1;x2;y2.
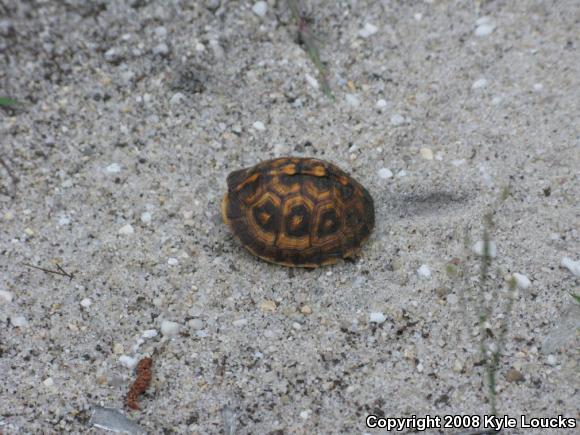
0;19;14;37
345;94;360;107
390;114;405;126
472;78;488;89
252;1;268;17
170;92;186;106
205;0;221;11
447;294;459;305
188;318;204;330
153;43;170;57
475;24;495;37
104;47;123;64
358;23;378;39
154;26;167;39
11;315;28;328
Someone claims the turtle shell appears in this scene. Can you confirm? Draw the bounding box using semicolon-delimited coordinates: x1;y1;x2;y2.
221;157;375;267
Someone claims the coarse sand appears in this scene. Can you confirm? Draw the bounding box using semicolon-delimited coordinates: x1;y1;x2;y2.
1;1;579;433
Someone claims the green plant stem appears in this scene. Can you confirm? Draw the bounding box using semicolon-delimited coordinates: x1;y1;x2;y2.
0;97;20;107
287;0;334;99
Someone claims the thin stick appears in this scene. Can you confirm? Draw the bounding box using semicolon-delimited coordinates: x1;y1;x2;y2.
23;263;74;281
0;156;19;198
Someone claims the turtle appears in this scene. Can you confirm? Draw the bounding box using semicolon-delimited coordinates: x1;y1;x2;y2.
221;157;375;268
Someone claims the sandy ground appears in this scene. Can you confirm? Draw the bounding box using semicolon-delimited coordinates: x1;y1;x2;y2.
1;0;579;434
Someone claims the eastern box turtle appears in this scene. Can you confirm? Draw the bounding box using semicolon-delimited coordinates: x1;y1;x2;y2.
221;157;375;267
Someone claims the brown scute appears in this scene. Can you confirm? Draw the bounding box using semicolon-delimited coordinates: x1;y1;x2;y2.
226;168;248;190
285;204;311;237
221;157;375;267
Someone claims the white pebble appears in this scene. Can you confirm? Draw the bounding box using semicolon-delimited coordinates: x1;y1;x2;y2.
153;42;169;56
58;216;71;226
140;211;152;224
546;354;557;366
561;257;580;277
11;315;27;327
169;92;185;105
305;74;319;89
119;355;138;369
397;170;407;177
142;329;158;338
167;257;178;266
451;159;465;166
513;273;531;290
414;13;423;21
118;224;134;235
104;47;121;63
377;168;393;179
188;318;204;330
472;78;488;89
80;298;92;308
292;322;302;330
345;94;360;107
252;121;266;131
390;114;405;125
300;410;311;419
416;363;424;372
233;318;248;327
120;70;135;85
369;312;386;324
43;377;55;388
417;264;431;278
376;99;388;109
447;294;459;305
358;23;378;39
132;338;144;353
154;26;167;39
420;147;434;160
161;320;181;337
453;359;464;372
472;240;497;258
475;23;495;37
205;0;221;11
105;163;121;173
0;290;14;303
491;96;503;105
252;1;267;17
533;83;543;91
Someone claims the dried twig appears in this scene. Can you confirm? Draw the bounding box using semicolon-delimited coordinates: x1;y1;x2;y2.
475;213;516;417
23;262;75;281
126;357;153;410
0;156;19;198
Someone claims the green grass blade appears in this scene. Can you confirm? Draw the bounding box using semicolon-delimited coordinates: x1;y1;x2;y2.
0;97;21;107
